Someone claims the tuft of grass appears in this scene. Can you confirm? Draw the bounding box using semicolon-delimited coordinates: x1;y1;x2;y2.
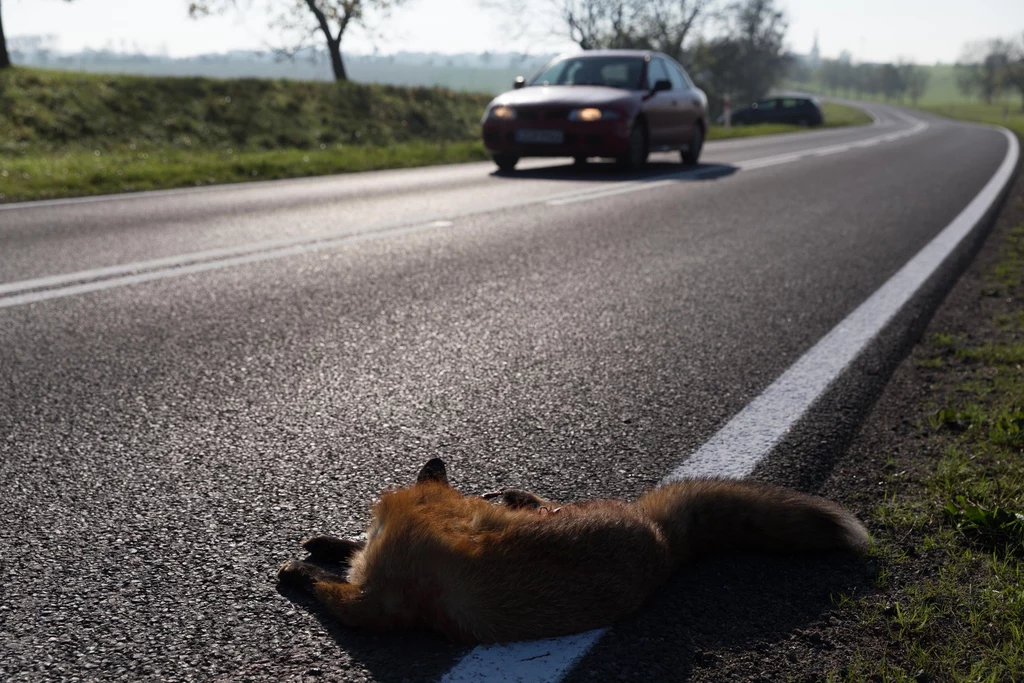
945;497;1024;553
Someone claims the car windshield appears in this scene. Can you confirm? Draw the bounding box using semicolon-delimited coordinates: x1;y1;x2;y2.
529;56;645;89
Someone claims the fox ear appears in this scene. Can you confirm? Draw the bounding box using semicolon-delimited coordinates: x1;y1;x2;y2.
416;458;449;486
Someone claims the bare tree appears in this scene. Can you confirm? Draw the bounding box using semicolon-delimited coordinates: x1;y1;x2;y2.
0;0;10;69
556;0;716;63
1005;34;1024;110
189;0;405;81
560;0;642;50
636;0;716;64
955;39;1009;104
898;61;929;105
686;0;787;115
1;0;76;69
712;0;787;104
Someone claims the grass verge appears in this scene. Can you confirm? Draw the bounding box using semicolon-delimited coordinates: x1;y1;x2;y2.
0;141;490;203
916;102;1024;139
831;206;1024;680
0;67;874;203
0;67;491;203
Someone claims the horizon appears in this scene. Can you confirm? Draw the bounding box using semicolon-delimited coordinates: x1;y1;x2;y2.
4;0;1024;65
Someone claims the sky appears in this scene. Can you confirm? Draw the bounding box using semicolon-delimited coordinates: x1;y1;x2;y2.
4;0;1024;63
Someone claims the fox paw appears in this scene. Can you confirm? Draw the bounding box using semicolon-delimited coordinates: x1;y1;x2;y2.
277;560;328;593
301;535;364;564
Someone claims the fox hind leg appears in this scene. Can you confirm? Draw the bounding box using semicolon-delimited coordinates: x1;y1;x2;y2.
278;559;338;593
277;560;404;634
301;535;365;564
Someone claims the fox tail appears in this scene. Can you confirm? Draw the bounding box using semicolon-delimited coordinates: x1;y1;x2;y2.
637;479;870;566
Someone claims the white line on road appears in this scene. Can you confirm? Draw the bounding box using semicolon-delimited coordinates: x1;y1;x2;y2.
436;125;1019;682
0;112;928;309
552;117;928;205
0;220;456;309
673;128;1018;479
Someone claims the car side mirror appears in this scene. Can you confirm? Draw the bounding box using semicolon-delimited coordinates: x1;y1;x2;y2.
513;76;526;90
652;79;672;93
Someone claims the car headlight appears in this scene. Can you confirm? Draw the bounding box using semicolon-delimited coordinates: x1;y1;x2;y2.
487;105;516;121
568;108;621;122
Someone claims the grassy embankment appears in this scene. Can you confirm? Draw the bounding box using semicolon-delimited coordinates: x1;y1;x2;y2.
0;68;872;203
830;103;1024;681
0;68;492;203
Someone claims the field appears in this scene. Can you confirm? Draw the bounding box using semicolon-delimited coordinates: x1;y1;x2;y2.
14;53;550;95
788;63;1024;108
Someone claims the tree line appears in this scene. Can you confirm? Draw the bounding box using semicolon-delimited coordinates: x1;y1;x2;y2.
0;0;790;112
954;36;1024;108
791;56;931;105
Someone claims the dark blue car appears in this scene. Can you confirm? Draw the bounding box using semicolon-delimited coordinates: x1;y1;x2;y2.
724;97;824;127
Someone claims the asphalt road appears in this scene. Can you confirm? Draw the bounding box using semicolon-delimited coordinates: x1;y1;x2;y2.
0;104;1014;682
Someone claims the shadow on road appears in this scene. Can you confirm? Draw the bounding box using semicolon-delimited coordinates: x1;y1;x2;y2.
563;552;874;682
492;161;739;183
277;560;466;683
277;549;872;682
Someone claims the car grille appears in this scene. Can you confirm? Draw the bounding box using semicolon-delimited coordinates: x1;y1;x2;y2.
514;107;571;121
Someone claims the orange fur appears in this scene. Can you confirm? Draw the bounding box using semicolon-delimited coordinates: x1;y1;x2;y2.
278;458;869;643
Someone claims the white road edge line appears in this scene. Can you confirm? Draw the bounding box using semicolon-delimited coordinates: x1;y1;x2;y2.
437;125;1019;683
0;111;925;308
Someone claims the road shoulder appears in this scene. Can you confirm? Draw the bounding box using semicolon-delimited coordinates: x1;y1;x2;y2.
685;147;1024;681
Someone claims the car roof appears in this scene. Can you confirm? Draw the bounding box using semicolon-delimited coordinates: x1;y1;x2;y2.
557;49;667;61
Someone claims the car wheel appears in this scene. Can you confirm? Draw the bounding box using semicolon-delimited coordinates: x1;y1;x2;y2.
681;123;704;165
617;123;648;171
493;154;519;172
574;156;588;166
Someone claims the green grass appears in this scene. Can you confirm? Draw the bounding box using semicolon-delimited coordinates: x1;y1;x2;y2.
0;67;875;203
917;102;1024;139
0;67;491;153
0;141;489;203
836;218;1024;682
0;67;492;202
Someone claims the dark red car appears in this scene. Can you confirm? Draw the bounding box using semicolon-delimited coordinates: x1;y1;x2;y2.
481;50;709;172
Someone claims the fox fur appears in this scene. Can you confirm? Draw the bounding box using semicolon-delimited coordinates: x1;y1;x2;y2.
277;458;869;644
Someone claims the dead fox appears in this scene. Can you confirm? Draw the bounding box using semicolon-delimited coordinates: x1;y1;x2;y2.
278;458;869;644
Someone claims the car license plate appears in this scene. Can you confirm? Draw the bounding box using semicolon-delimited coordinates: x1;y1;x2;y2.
515;129;564;144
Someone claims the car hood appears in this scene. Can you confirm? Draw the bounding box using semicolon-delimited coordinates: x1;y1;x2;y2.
491;85;636;109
